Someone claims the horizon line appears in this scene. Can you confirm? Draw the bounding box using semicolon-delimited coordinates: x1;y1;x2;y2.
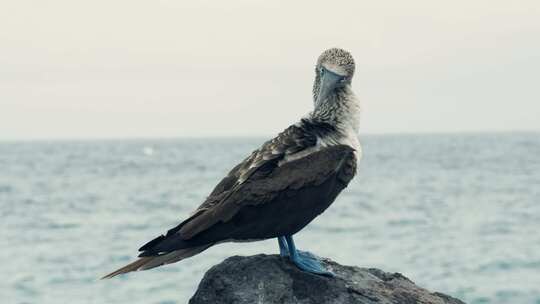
1;129;538;143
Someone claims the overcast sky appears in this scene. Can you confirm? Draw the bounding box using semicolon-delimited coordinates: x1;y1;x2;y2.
1;0;539;140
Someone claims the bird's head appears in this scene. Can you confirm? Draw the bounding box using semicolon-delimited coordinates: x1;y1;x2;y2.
312;48;355;106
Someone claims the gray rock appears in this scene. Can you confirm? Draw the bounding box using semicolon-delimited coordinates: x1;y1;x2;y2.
189;254;465;304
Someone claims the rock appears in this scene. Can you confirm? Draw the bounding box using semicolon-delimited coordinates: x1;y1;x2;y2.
189;254;465;304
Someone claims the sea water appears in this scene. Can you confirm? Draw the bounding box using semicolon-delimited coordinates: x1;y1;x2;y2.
1;133;539;304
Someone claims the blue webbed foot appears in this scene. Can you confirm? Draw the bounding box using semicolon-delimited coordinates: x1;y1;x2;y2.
283;235;334;277
291;250;334;276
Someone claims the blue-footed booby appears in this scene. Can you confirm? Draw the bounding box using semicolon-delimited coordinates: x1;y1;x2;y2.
102;48;360;278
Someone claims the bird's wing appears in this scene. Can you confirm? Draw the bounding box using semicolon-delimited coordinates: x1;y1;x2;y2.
138;121;340;255
180;144;357;238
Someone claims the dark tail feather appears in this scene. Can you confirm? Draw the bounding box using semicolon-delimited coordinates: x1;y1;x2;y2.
101;257;152;279
100;244;212;279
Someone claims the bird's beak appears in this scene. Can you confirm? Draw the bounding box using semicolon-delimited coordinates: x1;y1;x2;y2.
317;68;346;104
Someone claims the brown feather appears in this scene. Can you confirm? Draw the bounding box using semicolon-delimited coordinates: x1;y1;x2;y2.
101;245;211;279
101;257;152;279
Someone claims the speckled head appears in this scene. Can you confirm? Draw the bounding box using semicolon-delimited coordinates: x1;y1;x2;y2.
313;48;355;104
316;48;355;80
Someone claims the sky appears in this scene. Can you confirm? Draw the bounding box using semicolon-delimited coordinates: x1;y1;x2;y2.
1;0;539;140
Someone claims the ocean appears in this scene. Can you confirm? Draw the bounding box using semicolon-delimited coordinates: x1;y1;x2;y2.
1;133;539;304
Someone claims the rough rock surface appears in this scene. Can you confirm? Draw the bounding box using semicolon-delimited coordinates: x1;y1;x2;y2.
189;254;465;304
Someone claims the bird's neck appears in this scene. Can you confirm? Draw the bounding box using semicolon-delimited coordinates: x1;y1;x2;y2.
310;86;360;135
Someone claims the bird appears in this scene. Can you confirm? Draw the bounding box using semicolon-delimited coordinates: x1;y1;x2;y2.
102;48;361;279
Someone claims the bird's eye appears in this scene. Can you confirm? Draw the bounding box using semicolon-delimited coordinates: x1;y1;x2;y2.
319;67;325;75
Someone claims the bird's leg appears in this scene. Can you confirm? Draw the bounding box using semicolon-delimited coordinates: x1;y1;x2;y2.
284;235;334;277
278;236;289;257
